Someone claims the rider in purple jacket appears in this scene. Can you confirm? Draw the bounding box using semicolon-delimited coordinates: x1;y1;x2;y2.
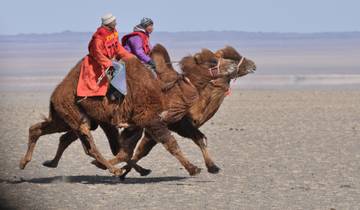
122;18;156;71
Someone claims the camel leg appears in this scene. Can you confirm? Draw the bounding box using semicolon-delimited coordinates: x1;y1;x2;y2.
42;131;78;168
19;120;67;169
132;131;158;162
191;137;220;173
99;122;121;156
146;120;201;176
168;117;219;173
76;123;123;176
119;131;158;179
91;127;151;176
89;122;121;170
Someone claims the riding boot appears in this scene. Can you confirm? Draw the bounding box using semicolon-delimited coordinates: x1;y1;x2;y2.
108;84;124;102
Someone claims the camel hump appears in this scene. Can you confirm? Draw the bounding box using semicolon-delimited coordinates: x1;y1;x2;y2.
150;44;179;83
151;44;173;69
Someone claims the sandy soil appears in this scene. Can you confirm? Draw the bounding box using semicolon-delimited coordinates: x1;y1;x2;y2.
0;89;359;210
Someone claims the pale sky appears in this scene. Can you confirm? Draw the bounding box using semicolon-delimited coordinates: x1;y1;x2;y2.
0;0;359;34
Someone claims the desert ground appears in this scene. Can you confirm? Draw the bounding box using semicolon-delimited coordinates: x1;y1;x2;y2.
0;89;359;210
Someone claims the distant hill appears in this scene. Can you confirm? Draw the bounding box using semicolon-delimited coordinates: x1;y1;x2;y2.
1;31;360;42
0;31;359;77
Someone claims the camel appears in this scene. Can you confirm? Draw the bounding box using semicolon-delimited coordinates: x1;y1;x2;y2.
85;44;256;178
20;58;189;176
114;45;257;178
19;47;239;177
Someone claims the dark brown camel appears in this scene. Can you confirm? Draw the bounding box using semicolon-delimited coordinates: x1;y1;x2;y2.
88;45;256;178
19;55;231;176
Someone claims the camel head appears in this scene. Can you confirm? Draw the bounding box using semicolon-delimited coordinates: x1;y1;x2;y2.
180;48;242;89
215;46;256;79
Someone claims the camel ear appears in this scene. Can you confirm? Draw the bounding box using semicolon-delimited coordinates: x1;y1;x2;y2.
215;50;224;58
194;53;202;64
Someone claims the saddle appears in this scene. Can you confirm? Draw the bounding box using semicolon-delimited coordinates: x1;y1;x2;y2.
108;61;158;101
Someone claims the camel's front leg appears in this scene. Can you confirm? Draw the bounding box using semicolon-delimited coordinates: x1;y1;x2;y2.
146;120;201;176
91;127;151;176
77;124;124;176
119;131;158;179
191;137;220;173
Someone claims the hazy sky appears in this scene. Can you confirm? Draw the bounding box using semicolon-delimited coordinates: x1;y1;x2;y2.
0;0;359;34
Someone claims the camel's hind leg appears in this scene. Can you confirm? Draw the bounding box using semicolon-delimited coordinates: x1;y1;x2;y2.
19;119;67;169
42;122;98;168
49;99;123;176
42;131;78;168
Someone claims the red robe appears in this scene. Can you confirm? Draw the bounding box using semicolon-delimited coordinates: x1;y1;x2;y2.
77;26;133;97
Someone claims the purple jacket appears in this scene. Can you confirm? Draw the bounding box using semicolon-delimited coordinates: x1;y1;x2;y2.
123;34;152;63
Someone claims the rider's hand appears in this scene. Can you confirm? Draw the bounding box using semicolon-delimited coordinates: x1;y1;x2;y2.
148;60;156;69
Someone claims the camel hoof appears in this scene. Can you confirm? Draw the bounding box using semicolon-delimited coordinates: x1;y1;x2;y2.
140;168;152;176
189;166;201;176
119;174;127;181
112;168;124;176
19;158;28;170
207;165;221;174
91;160;107;170
42;160;58;168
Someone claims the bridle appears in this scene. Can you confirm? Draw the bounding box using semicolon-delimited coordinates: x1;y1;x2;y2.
237;56;245;69
208;56;246;78
208;58;222;77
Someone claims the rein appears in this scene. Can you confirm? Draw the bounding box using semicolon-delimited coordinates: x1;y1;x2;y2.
237;56;245;69
165;61;181;65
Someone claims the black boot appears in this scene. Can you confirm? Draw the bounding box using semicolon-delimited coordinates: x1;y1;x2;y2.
108;84;124;102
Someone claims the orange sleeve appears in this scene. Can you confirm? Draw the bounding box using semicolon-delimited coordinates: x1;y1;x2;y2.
89;38;112;69
116;42;134;60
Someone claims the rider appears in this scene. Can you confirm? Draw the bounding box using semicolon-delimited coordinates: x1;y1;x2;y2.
77;13;133;99
122;17;157;77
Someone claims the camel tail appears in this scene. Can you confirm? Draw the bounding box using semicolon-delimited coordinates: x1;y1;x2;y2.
40;101;56;122
169;117;206;140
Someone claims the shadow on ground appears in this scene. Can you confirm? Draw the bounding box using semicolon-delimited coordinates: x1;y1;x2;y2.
1;175;189;185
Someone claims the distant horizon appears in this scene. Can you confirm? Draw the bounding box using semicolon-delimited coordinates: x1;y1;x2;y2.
1;30;360;36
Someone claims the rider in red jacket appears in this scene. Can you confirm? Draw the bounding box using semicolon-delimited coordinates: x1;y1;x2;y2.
77;13;133;97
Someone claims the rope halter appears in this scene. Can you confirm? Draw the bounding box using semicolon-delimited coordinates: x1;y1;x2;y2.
208;58;222;78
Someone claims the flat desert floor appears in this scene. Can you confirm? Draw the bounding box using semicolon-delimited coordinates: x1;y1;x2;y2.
0;90;359;210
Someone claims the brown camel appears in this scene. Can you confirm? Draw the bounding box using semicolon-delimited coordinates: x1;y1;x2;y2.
122;45;256;177
88;44;256;178
20;54;237;176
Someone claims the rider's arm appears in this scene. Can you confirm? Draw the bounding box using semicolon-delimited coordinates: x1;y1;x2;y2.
90;38;112;70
